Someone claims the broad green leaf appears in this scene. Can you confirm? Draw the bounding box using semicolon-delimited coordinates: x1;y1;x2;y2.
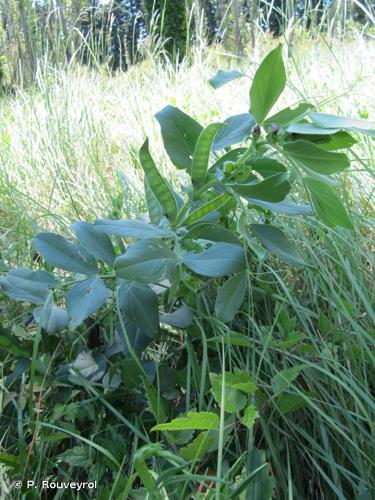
210;370;256;413
115;239;178;283
250;44;286;124
309;112;375;137
183;194;231;226
240;405;259;429
0;268;56;304
66;276;109;329
275;392;312;415
32;233;97;275
283;140;350;174
151;412;219;432
271;364;305;394
160;306;194;329
94;219;174;239
139;139;178;222
58;446;92;467
304;177;354;229
72;221;115;266
117;282;159;339
192;122;223;187
305;131;357;151
250;158;287;177
230;172;290;202
117;308;154;356
250;224;305;267
33;302;68;334
213;113;256;151
209;69;244;89
215;271;247;323
287;122;339;135
248;199;312;216
144;177;163;225
264;102;314;128
183;243;246;277
182;222;241;244
155;105;203;170
223;371;257;393
180;431;215;461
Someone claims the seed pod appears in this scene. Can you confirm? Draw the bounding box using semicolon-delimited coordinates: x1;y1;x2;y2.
139;139;178;222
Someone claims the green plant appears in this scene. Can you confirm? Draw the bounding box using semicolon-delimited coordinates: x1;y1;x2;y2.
1;45;374;498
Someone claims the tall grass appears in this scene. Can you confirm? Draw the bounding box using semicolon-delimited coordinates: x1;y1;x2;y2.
0;31;374;498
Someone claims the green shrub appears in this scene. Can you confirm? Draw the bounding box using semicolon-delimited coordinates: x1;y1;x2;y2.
1;45;374;498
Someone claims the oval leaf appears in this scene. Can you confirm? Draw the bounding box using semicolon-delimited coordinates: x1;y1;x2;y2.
215;272;247;323
250;44;286;124
33;302;68;334
160;306;194;329
115;239;178;283
117;281;160;339
309;112;375;137
284;140;350;174
209;69;244;89
248;199;312;216
152;412;219;432
32;233;97;275
155;105;203;170
213;113;256;151
72;221;115;266
264;102;314;128
304;178;353;229
0;268;56;305
180;431;215;461
250;224;306;267
94;219;174;239
230;172;290;202
67;276;109;329
183;243;246;277
250;158;287;177
182;222;241;245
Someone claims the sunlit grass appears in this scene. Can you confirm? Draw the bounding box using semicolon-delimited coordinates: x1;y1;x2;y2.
0;31;374;498
0;34;374;243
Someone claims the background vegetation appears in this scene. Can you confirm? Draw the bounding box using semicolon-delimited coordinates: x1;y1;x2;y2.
0;1;374;499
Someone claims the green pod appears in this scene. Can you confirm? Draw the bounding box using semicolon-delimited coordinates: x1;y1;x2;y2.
191;122;223;188
144;177;163;225
183;193;231;226
139;139;178;222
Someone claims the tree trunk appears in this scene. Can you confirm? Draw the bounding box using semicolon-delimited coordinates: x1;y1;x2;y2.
233;0;242;55
18;0;37;80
